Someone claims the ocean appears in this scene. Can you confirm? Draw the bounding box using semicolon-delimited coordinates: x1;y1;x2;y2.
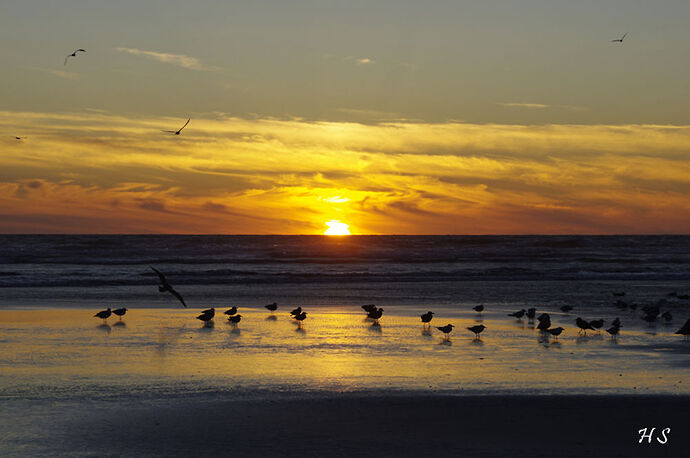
1;234;689;311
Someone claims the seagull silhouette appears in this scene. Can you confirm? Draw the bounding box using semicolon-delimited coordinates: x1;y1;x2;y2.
265;302;278;312
546;327;564;339
610;33;627;43
162;118;190;135
228;314;242;325
14;136;26;141
150;266;187;307
94;307;111;321
436;324;454;338
467;324;486;339
473;305;484;313
420;311;434;326
112;307;127;320
64;48;86;66
224;306;237;316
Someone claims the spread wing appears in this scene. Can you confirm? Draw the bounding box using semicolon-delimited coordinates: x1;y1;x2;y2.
177;118;190;133
150;266;170;287
169;288;187;308
64;55;70;66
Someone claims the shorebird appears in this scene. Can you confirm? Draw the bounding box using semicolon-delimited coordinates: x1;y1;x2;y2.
265;302;278;312
590;319;605;333
361;304;377;314
546;327;564;339
196;311;214;322
611;317;622;328
606;325;620;339
290;306;302;317
368;307;384;324
675;319;690;339
64;48;86;66
576;317;594;335
661;311;673;322
151;267;187;307
467;324;486;339
473;304;484;313
201;308;215;319
420;311;434;327
508;309;526;319
537;314;551;332
560;305;573;313
228;314;242;325
610;33;627;43
112;307;127;320
436;324;454;339
162;118;190;135
94;307;111;321
224;306;237;316
295;312;307;327
526;308;536;320
612;292;626;297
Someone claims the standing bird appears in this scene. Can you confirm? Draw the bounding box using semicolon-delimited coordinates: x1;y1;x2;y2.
467;324;486;339
64;48;86;66
368;307;384;325
224;306;237;316
606;325;620;339
508;309;526;319
151;267;187;307
612;292;626;297
576;317;595;335
436;324;455;339
94;307;112;322
265;302;278;312
526;308;536;320
228;314;242;325
112;307;127;320
560;305;573;313
610;33;627;43
290;306;302;317
201;308;215;319
472;304;484;313
546;327;564;339
196;311;214;322
420;311;434;327
675;319;690;339
361;304;377;314
295;312;307;327
162;118;190;135
590;319;605;333
537;313;551;332
611;317;622;328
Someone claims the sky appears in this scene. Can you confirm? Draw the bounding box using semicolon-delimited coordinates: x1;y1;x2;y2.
1;0;689;234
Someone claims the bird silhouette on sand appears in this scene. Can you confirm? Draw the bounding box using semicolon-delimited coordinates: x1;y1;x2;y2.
151;267;187;307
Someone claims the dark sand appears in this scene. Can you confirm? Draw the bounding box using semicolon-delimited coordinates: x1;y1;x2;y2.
2;395;687;457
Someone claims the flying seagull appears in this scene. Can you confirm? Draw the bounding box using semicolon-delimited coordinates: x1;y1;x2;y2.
150;266;187;307
14;136;26;141
162;118;190;135
610;33;627;43
64;48;86;66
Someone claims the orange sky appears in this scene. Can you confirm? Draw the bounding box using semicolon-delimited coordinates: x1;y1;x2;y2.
2;111;690;234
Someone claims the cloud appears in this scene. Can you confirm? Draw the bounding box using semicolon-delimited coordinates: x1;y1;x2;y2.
30;67;80;80
115;47;211;71
500;102;551;109
355;58;374;65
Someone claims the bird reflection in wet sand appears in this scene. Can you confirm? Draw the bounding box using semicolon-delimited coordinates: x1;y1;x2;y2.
421;328;432;337
96;323;111;333
265;315;278;321
113;321;126;328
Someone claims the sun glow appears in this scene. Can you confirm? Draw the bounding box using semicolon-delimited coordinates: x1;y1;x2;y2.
324;220;351;235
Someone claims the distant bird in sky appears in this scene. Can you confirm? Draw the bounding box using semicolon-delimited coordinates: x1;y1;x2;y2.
546;327;564;339
467;324;486;339
576;317;594;335
64;48;86;66
94;307;111;321
150;267;187;308
420;311;434;326
112;307;127;320
14;136;26;141
228;314;242;325
610;33;627;43
224;306;237;316
472;304;484;313
265;302;278;312
436;324;454;338
508;309;526;319
162;118;190;135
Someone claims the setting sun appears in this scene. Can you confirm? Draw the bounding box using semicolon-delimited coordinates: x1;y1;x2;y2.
324;220;351;235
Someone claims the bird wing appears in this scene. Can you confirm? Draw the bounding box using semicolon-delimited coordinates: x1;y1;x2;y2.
177;118;190;133
150;266;170;287
170;288;187;308
161;130;176;133
620;33;627;41
64;55;70;66
77;49;86;53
